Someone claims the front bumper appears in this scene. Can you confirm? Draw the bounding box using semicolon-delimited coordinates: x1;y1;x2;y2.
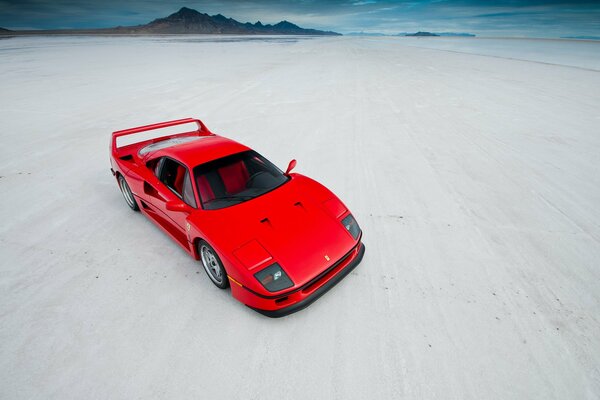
238;242;365;318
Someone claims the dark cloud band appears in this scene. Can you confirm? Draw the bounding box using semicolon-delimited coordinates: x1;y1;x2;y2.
1;0;599;37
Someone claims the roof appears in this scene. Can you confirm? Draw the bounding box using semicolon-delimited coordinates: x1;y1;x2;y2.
142;134;250;168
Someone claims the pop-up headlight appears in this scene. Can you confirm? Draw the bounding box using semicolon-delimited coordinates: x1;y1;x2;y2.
254;263;294;292
342;214;361;240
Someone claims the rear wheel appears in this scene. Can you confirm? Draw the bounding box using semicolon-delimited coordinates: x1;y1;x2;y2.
198;240;229;289
118;174;139;211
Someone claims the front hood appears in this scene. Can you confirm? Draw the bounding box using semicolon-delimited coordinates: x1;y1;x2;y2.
193;174;357;289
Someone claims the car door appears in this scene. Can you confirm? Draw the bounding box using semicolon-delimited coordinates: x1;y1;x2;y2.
143;156;198;246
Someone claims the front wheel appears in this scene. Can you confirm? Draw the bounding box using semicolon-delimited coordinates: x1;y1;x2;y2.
117;174;139;211
198;240;229;289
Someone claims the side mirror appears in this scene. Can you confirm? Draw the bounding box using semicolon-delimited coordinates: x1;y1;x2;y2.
285;159;297;175
166;200;191;213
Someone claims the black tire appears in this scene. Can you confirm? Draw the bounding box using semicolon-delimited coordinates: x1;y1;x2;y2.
117;174;139;211
198;240;229;289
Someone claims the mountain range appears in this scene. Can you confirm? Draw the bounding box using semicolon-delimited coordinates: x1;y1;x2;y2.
347;31;476;37
405;31;440;37
0;7;340;36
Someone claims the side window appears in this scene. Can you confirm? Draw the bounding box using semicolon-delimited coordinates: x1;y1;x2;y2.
160;158;186;198
154;158;164;177
182;171;197;208
147;157;164;178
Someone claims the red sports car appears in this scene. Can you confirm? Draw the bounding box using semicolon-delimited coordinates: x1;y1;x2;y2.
109;118;364;317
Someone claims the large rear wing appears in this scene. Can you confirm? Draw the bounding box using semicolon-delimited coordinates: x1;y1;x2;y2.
111;118;213;157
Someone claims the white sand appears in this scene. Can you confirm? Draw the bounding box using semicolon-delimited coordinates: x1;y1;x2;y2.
1;35;599;399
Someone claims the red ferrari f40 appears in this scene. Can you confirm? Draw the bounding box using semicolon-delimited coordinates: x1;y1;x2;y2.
109;118;364;317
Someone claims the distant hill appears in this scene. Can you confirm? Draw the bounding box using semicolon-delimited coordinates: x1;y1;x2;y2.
0;7;340;36
347;31;475;37
405;31;440;37
561;35;600;41
437;32;475;37
0;27;11;32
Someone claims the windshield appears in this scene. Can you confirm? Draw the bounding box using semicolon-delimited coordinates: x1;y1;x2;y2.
194;150;288;210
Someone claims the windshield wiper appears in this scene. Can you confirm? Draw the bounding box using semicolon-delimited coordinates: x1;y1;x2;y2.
205;195;254;204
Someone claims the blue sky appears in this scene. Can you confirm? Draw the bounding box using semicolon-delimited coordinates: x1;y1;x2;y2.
1;0;599;37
